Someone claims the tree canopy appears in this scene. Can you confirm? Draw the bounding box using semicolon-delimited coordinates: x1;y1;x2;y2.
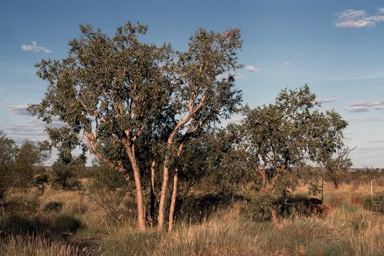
236;85;348;221
28;21;244;231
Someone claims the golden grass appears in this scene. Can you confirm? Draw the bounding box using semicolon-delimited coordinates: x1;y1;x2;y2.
0;235;79;256
2;176;384;255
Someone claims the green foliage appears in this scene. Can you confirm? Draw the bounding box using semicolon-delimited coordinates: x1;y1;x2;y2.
33;167;50;195
50;128;86;190
235;85;348;219
323;147;353;188
53;214;83;233
189;127;256;194
51;157;84;190
0;131;49;199
0;131;17;200
12;140;49;190
28;21;174;173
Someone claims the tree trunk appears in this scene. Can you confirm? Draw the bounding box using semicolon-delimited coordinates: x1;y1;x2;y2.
158;155;170;232
168;142;184;232
168;168;178;231
259;168;267;190
150;160;156;226
125;144;146;231
271;208;279;225
131;160;146;231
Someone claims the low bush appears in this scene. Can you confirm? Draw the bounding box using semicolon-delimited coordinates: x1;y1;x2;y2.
362;192;384;214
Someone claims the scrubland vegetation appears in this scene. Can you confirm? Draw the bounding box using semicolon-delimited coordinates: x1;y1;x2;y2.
1;168;384;256
1;21;383;255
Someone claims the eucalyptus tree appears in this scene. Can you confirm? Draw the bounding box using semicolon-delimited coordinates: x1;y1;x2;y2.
12;140;49;190
240;85;348;222
159;28;243;231
29;21;243;231
0;130;17;199
0;130;49;198
28;22;175;230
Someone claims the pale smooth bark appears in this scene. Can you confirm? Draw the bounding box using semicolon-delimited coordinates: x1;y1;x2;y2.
158;156;169;231
124;140;146;231
168;168;178;231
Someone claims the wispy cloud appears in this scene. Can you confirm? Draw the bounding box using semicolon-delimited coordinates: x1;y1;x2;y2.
21;41;52;53
345;99;384;112
0;120;48;144
368;139;384;143
316;97;341;104
348;117;384;122
5;105;30;116
245;65;260;72
335;9;384;28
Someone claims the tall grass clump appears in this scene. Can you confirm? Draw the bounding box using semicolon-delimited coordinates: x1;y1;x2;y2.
100;207;263;255
0;235;79;256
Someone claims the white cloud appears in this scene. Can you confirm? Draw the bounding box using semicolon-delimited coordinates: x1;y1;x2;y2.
21;41;52;53
334;9;384;28
234;72;245;80
284;61;290;65
216;72;245;81
245;65;260;72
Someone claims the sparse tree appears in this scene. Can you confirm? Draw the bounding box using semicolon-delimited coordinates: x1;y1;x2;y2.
239;85;348;222
12;140;49;190
0;131;49;198
323;147;354;188
0;131;17;200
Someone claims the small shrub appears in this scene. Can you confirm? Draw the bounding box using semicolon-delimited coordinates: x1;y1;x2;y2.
362;192;384;214
89;165;132;223
53;215;83;233
0;215;48;237
33;168;50;195
1;196;39;217
43;202;63;213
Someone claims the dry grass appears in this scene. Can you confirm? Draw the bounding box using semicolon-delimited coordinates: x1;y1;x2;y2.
1;175;384;255
0;235;79;256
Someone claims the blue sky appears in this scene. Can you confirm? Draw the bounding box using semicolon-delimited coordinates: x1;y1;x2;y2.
1;0;383;168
